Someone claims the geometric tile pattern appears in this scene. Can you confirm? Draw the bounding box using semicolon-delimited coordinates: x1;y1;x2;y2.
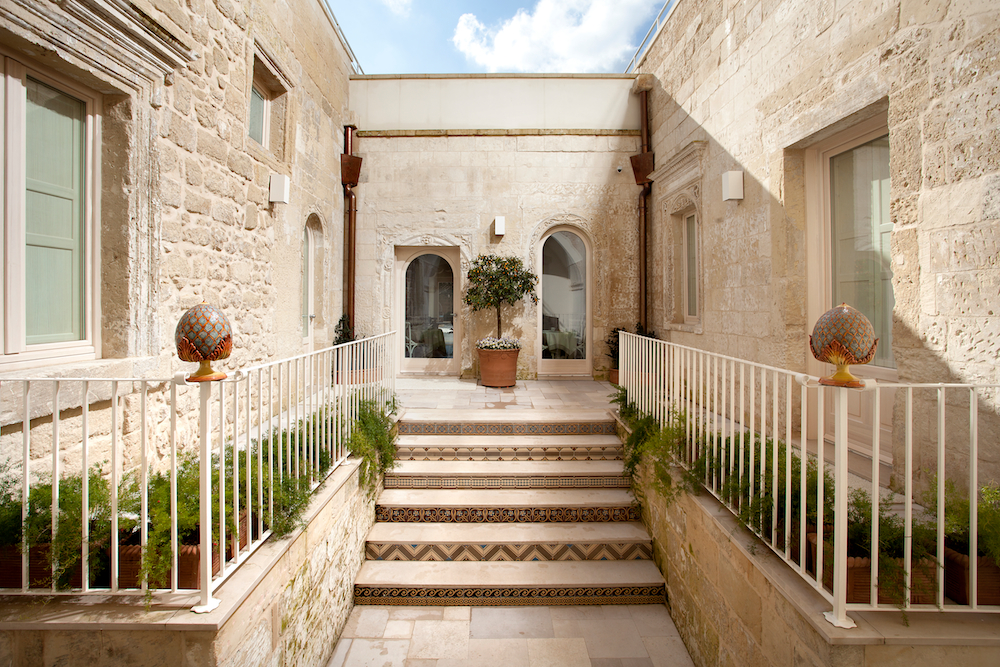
365;542;653;561
375;506;640;523
354;584;666;606
383;475;630;489
396;445;623;462
397;421;618;436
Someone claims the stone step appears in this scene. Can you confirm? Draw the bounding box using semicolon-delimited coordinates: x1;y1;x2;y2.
375;488;639;523
384;460;629;489
365;521;652;561
354;560;665;606
397;409;616;437
396;434;623;461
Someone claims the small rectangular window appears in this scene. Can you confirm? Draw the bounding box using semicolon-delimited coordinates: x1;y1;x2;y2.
248;85;266;146
683;213;699;322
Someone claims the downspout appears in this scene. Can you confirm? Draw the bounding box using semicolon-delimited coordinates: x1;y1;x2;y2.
630;75;655;330
342;126;362;331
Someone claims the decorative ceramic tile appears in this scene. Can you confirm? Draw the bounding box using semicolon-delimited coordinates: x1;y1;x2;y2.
383;476;630;489
375;506;640;523
354;585;665;607
396;422;618;436
365;542;653;562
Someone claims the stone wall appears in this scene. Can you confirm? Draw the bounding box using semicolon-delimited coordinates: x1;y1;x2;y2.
0;460;375;667
353;128;641;378
635;0;1000;484
0;0;356;474
638;468;1000;667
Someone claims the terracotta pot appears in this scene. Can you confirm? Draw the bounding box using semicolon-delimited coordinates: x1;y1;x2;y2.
478;348;519;388
609;369;619;385
118;543;221;589
944;547;1000;605
0;543;83;589
808;533;937;604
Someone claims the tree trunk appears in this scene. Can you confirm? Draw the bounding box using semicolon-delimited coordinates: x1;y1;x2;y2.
496;306;502;338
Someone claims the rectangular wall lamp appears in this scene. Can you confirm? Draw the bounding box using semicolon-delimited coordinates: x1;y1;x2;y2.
722;170;744;201
494;216;505;236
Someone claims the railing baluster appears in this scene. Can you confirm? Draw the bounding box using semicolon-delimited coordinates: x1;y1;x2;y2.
81;380;90;592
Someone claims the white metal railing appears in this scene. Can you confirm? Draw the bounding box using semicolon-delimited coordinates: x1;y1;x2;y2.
619;332;1000;626
0;332;395;611
624;0;682;73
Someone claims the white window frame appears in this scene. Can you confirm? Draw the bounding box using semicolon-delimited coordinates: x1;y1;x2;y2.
248;75;271;149
301;225;314;345
682;211;700;325
1;52;101;369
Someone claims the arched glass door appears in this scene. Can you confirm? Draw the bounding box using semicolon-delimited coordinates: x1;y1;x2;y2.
539;230;590;375
401;252;457;373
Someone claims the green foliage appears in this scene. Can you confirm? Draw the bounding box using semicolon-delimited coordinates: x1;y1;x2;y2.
21;466;113;589
333;314;355;345
346;397;398;493
462;254;538;338
925;477;1000;563
605;327;626;369
0;460;21;548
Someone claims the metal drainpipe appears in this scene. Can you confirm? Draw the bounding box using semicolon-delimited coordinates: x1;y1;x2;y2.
343;127;358;331
638;89;650;330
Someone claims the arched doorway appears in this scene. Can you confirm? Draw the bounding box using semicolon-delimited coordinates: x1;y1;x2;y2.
396;247;460;374
538;229;591;376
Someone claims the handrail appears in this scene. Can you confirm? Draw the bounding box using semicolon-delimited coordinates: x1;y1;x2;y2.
624;0;682;73
619;332;1000;624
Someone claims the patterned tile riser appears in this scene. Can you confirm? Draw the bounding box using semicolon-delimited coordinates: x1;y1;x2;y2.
383;476;631;489
395;447;623;462
397;422;618;436
374;506;640;523
365;542;653;561
353;585;666;606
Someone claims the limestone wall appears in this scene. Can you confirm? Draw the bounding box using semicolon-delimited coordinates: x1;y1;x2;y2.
352;130;642;378
635;0;1000;484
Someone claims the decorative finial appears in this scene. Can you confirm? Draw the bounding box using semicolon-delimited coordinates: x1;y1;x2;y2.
809;303;878;388
175;302;233;382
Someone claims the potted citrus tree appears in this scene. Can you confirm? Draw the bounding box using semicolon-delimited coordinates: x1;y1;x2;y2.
463;254;538;387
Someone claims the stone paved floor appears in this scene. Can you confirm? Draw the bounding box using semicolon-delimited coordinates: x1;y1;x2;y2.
395;377;618;411
327;604;695;667
332;378;696;666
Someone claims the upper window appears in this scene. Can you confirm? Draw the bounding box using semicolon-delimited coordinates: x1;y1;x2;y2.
248;51;289;159
826;133;893;368
1;56;98;367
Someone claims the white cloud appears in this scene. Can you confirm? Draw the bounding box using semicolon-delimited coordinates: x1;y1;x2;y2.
452;0;657;73
380;0;412;18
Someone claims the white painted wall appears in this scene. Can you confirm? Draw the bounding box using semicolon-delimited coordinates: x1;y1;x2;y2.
350;75;641;131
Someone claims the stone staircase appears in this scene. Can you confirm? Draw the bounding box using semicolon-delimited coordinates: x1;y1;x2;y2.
353;409;665;606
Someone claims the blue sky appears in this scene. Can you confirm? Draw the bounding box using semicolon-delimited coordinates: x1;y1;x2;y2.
325;0;664;74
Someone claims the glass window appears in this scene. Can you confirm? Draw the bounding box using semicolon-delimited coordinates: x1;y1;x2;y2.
829;134;893;368
683;213;698;321
249;85;266;145
2;56;96;365
542;231;587;360
301;227;311;339
404;255;454;359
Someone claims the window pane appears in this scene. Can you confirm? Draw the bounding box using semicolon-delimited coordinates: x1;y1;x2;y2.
249;86;265;144
830;134;893;367
542;231;586;360
25;78;85;345
685;214;698;318
301;229;310;337
404;255;453;359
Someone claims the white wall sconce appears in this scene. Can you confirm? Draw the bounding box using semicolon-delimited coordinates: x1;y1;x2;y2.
269;174;290;203
494;216;505;236
722;170;744;201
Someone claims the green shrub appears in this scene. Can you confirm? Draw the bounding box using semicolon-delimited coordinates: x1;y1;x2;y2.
346;397;398;493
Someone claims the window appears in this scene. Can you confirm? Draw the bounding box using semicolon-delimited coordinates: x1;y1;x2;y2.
248;50;289;158
301;226;313;340
1;55;98;366
828;134;893;368
683;212;699;322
